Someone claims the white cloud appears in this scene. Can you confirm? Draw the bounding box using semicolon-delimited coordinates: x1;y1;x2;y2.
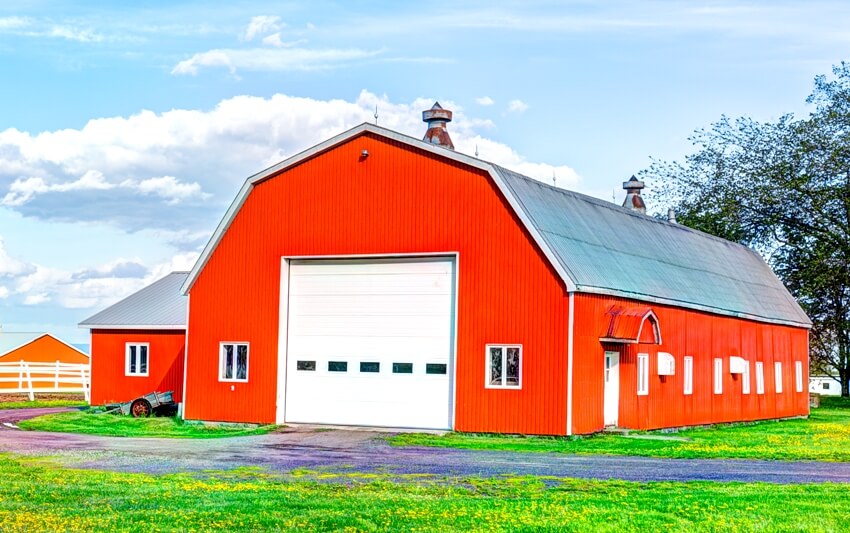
261;33;306;48
2;171;207;207
0;286;8;299
507;99;529;113
475;96;495;106
0;17;29;30
23;293;49;305
242;15;283;42
0;237;33;277
171;47;384;75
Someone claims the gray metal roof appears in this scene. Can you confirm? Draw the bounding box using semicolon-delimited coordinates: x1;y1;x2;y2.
182;123;810;328
79;272;188;329
496;166;811;327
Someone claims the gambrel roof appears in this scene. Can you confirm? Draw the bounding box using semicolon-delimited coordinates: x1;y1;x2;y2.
181;123;811;328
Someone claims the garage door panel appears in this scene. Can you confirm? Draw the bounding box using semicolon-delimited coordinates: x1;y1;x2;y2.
284;258;454;430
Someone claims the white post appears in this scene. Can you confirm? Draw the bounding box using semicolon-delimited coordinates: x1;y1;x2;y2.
80;366;90;403
55;360;60;390
18;361;23;390
24;362;34;401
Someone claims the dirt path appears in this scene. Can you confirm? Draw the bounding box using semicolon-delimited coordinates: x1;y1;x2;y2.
3;408;850;483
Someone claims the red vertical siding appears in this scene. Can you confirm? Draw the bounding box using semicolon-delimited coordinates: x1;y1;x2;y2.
571;293;809;434
90;329;185;405
185;133;570;433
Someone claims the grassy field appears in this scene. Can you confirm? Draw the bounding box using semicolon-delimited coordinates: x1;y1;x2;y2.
391;398;850;462
1;454;848;532
17;410;275;439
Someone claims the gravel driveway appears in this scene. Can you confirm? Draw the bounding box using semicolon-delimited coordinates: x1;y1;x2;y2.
3;408;850;484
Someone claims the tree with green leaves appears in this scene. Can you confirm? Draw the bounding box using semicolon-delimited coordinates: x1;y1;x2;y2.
644;63;850;396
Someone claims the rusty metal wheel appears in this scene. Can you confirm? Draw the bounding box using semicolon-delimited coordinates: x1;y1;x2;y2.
130;399;152;418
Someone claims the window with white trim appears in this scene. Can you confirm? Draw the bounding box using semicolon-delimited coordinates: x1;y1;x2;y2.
714;358;723;394
775;362;783;394
637;353;649;396
795;361;803;393
220;342;249;382
742;360;751;395
486;345;521;388
683;356;693;395
755;361;765;394
125;343;149;377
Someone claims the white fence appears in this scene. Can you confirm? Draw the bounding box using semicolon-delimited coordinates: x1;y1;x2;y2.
0;361;90;402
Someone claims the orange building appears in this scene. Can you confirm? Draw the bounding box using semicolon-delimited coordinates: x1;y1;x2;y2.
0;332;89;392
82;105;810;434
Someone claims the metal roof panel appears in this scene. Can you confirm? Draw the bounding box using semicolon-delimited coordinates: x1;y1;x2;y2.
79;272;188;328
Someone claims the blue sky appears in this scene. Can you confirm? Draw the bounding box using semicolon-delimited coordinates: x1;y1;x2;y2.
0;1;847;343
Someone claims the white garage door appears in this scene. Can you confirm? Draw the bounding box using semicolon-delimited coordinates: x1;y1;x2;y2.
284;257;455;429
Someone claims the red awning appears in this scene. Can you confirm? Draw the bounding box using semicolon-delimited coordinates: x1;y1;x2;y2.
600;305;661;344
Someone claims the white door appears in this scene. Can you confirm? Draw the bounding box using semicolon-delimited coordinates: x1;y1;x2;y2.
284;257;455;429
604;351;620;427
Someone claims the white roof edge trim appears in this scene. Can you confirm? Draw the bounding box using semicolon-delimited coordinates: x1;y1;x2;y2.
79;324;187;331
573;285;812;329
0;333;90;359
180;122;580;294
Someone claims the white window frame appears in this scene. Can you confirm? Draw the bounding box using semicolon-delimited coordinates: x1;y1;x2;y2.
219;342;250;383
683;356;693;395
755;361;765;394
742;360;751;395
714;358;723;394
125;342;150;377
795;361;803;393
485;344;522;389
637;353;649;396
775;361;783;394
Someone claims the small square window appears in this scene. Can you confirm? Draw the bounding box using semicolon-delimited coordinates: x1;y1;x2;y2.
486;345;521;388
219;342;249;382
426;363;447;375
824;382;830;391
125;343;149;377
392;362;413;374
328;361;348;372
360;362;380;373
297;360;316;371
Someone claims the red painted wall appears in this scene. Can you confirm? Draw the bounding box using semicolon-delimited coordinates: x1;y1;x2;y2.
90;329;185;405
185;132;570;432
571;293;809;434
0;335;89;391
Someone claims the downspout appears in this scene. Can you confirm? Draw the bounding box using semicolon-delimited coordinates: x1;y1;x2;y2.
180;293;190;419
567;292;575;436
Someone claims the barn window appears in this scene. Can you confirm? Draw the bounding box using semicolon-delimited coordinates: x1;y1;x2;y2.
683;356;693;395
219;342;249;382
328;361;347;372
775;362;783;394
125;343;149;377
823;382;830;391
714;358;723;394
637;353;649;396
486;345;521;388
742;360;751;395
795;362;803;393
755;362;765;394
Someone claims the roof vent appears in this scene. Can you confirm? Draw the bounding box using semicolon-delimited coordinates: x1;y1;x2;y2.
667;208;677;224
622;176;646;214
422;102;454;150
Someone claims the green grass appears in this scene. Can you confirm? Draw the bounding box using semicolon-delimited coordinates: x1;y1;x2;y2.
17;410;275;439
0;399;88;409
1;454;848;532
391;400;850;462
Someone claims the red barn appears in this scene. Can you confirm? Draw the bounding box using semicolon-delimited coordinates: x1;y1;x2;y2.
80;272;187;405
85;106;811;435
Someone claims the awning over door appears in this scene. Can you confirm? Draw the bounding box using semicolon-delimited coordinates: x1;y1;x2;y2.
600;305;661;344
